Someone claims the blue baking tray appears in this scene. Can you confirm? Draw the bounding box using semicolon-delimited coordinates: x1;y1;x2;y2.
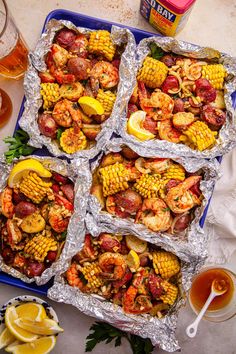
1;9;234;296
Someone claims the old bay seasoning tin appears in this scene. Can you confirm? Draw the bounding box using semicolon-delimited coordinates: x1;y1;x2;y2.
140;0;196;36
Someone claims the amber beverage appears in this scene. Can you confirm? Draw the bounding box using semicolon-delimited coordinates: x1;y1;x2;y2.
0;88;12;127
0;35;28;79
189;267;236;322
0;0;28;79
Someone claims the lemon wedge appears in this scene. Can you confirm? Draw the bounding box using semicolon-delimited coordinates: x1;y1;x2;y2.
5;341;21;353
78;96;104;116
0;327;16;349
127;110;155;141
8;159;52;188
6;336;56;354
5;306;38;343
15;303;47;322
14;318;64;336
126;250;140;272
125;235;147;254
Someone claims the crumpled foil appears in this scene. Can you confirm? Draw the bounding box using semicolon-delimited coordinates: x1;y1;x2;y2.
118;36;236;159
48;227;204;352
19;19;136;159
0;155;90;285
86;137;220;258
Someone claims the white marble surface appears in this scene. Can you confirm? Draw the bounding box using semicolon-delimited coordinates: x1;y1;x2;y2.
0;0;236;353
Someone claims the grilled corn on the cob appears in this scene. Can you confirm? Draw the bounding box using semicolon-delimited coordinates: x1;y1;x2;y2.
96;89;116;114
19;172;52;204
152;251;180;280
137;57;168;88
183;121;217;151
163;164;185;181
40;83;60;110
88;30;116;61
60;128;87;154
77;262;103;292
134;174;162;198
160;280;178;305
24;235;58;262
201;64;226;90
99;162;131;197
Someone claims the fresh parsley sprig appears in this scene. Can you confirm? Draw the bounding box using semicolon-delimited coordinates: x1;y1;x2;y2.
3;129;36;163
85;322;155;354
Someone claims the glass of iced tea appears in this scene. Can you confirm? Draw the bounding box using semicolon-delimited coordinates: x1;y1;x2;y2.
189;267;236;322
0;0;28;79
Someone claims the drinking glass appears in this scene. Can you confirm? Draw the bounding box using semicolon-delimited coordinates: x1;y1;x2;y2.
0;0;28;79
0;87;12;127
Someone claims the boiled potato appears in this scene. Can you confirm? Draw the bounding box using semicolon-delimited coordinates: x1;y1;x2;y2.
20;212;46;233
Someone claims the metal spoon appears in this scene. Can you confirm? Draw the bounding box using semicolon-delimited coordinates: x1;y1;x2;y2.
186;279;227;338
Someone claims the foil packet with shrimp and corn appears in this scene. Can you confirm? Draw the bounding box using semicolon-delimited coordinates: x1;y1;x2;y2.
48;227;203;352
86;138;220;257
119;36;236;159
0;155;90;285
19;19;136;159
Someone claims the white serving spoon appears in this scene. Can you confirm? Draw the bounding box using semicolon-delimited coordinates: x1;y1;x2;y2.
186;279;227;338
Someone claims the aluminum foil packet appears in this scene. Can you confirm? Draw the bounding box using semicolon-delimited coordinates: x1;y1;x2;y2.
48;227;204;352
19;19;136;159
0;155;90;285
118;36;236;159
86;137;220;258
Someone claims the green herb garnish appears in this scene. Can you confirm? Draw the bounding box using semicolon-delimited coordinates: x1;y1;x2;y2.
81;79;88;86
163;207;170;212
56;128;64;141
79;272;88;285
85;322;154;354
3;129;36;164
60;231;67;240
149;43;165;60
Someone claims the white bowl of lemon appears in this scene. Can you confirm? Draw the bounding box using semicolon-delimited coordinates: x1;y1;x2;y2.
0;295;63;354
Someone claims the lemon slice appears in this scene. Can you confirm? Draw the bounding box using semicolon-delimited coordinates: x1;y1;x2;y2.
0;327;16;349
8;159;52;188
15;303;47;322
127;110;155;141
6;336;56;354
14;318;64;336
125;235;147;254
126;250;140;272
5;341;21;353
78;96;104;116
5;306;38;343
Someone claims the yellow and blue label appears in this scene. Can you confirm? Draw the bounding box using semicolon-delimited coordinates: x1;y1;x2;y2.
140;0;193;36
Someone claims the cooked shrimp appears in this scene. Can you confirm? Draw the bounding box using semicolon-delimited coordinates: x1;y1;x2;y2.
48;194;73;233
0;187;14;219
50;44;69;68
138;82;174;120
53;99;82;127
144;158;172;174
6;219;22;250
136;198;172;232
165;176;202;213
66;263;85;289
135;157;172;174
158;119;183;143
99;252;126;280
123;285;152;314
48;204;70;233
90;61;119;93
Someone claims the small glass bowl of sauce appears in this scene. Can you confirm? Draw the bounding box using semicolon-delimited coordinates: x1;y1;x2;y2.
189;267;236;322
